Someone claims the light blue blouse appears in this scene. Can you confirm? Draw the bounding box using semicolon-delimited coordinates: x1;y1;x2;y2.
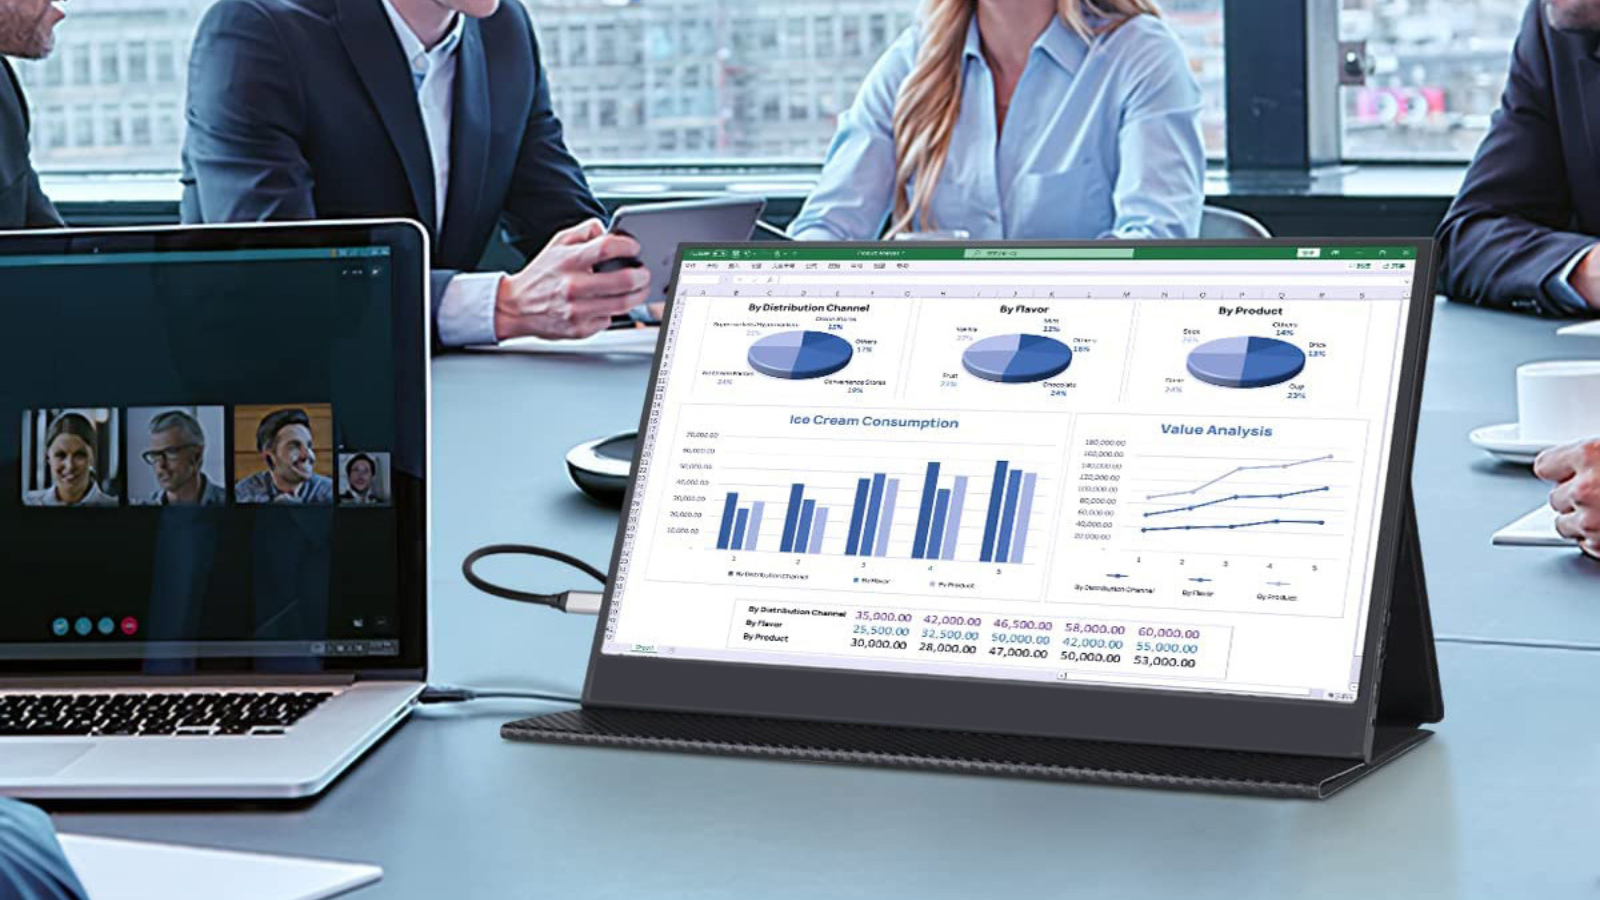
789;14;1205;241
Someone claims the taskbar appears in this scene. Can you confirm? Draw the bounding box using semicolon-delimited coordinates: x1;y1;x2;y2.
0;639;400;660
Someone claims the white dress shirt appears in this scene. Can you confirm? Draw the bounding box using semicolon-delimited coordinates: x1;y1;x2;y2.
380;0;503;347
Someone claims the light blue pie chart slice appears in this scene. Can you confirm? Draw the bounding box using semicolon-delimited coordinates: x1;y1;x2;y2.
748;330;854;380
1186;336;1306;389
962;334;1073;383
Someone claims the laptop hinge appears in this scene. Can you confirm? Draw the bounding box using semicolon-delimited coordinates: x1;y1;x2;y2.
0;673;359;690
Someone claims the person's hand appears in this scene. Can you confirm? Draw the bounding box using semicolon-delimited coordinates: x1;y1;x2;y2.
493;218;651;341
1534;437;1600;557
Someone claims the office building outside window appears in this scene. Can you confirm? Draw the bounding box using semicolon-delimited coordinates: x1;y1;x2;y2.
12;0;1222;173
1340;0;1525;161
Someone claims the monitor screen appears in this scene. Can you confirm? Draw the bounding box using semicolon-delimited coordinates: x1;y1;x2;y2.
0;232;423;671
603;243;1420;703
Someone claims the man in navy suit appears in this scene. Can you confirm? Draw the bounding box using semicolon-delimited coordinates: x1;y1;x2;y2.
1437;0;1600;316
1441;2;1600;554
0;0;64;227
180;0;649;348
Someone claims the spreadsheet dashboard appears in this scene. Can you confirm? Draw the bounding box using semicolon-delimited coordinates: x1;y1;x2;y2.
601;244;1420;703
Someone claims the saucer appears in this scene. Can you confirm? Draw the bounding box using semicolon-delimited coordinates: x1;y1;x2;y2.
1468;422;1555;466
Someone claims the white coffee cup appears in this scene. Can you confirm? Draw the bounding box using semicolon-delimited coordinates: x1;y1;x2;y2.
1516;360;1600;444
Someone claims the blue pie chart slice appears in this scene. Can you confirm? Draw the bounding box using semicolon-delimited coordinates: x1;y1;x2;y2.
1186;336;1306;388
748;330;854;380
962;334;1073;384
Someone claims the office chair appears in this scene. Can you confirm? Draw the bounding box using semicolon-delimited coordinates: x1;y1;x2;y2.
1199;205;1272;239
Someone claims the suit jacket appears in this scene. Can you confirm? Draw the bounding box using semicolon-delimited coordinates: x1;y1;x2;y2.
0;59;63;230
1436;1;1600;316
178;0;605;340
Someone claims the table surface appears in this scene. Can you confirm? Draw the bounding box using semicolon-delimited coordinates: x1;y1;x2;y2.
49;299;1600;899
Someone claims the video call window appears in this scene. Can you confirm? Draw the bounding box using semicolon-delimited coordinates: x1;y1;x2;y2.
127;406;227;507
338;452;390;507
233;403;335;506
20;408;121;508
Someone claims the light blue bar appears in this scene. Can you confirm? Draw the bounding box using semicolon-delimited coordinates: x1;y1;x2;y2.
745;502;764;551
1011;473;1038;563
807;508;829;555
873;479;899;558
941;476;967;561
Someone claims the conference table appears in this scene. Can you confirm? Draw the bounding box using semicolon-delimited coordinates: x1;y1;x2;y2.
52;298;1600;898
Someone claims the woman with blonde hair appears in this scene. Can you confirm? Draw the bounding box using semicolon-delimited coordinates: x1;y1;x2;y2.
789;0;1204;240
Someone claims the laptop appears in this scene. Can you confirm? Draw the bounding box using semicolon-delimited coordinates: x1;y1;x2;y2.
0;220;429;799
505;238;1441;797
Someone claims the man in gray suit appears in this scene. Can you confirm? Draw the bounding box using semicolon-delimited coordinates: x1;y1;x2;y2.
0;0;63;228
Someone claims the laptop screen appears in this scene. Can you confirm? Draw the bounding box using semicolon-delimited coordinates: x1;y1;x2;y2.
603;243;1420;704
0;227;425;671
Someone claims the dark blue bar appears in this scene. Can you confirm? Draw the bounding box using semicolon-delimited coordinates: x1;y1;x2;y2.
716;492;739;550
859;473;887;556
926;488;951;559
979;461;1009;563
995;469;1024;564
844;478;871;555
794;499;817;553
730;508;749;551
779;484;805;553
910;461;941;559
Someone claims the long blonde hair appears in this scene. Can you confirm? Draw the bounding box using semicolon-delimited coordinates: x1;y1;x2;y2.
887;0;1161;236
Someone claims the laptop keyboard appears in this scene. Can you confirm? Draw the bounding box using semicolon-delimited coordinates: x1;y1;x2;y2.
0;690;338;737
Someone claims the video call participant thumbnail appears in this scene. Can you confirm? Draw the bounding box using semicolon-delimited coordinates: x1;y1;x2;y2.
338;452;389;506
130;407;226;506
234;406;333;505
21;410;119;507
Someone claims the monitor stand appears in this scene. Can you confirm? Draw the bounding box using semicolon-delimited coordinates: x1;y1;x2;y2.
504;496;1442;799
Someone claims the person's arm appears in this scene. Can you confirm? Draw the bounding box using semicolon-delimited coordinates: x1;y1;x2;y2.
1435;1;1595;316
473;12;646;343
182;0;315;223
499;13;606;260
1535;438;1600;557
787;29;917;240
22;169;63;228
1101;21;1205;240
0;799;88;900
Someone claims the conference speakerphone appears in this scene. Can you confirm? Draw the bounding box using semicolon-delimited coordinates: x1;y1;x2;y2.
506;239;1443;798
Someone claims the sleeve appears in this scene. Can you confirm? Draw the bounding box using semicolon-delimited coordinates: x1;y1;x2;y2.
1545;245;1597;313
787;28;918;240
181;0;316;223
0;799;89;900
23;170;62;228
1101;21;1205;241
498;16;606;262
1435;1;1596;316
434;271;503;347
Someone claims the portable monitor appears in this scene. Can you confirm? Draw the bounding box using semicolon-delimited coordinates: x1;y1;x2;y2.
507;239;1442;797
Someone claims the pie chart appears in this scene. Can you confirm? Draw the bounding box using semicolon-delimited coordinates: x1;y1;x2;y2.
747;330;854;380
961;334;1073;384
1186;336;1306;388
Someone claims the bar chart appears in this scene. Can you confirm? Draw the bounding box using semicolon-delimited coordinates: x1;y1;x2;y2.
711;457;1042;565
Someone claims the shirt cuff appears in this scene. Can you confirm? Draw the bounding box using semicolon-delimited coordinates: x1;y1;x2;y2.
1545;245;1597;314
435;272;504;347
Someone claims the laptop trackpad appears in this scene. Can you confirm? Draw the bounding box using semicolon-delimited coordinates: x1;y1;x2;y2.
0;743;94;777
